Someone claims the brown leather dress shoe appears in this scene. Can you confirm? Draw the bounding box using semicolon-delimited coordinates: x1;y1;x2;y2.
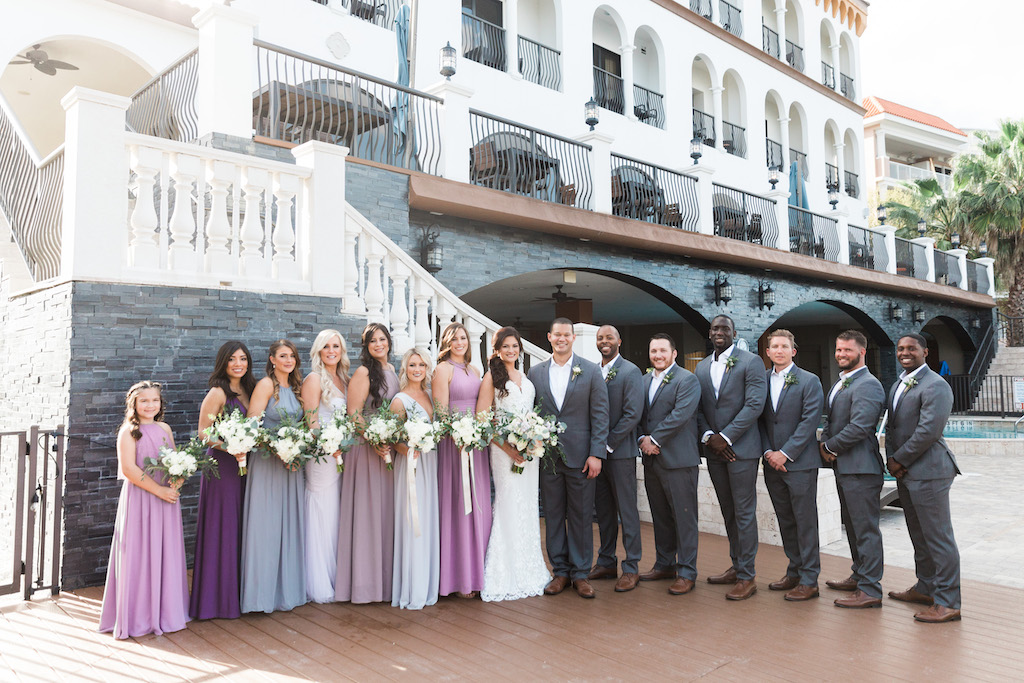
544;576;570;595
834;590;882;608
639;568;675;581
707;567;739;585
784;584;820;601
914;604;961;623
587;565;617;581
726;579;757;600
769;575;799;591
825;575;858;591
888;587;934;605
573;579;596;599
614;573;640;592
668;578;696;595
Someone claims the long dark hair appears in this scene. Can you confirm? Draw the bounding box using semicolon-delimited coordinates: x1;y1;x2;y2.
266;339;303;400
122;380;164;441
489;326;521;398
209;341;257;401
359;322;393;410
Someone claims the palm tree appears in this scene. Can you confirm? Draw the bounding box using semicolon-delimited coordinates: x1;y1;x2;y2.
881;178;966;251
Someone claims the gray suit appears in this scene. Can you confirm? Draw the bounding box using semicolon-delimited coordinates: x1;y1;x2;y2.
886;367;961;609
696;348;767;581
759;365;824;585
640;364;702;580
822;367;886;598
529;355;610;580
594;357;644;574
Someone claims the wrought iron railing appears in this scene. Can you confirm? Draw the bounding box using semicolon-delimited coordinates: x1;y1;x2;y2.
825;162;839;190
462;12;506;71
469;110;592;210
340;0;401;29
719;0;742;36
894;236;916;278
693;108;715;146
788;206;839;261
711;183;779;248
126;48;199;143
785;41;804;72
0;104;64;281
840;72;855;101
766;138;783;169
933;250;961;287
967;260;983;292
611;153;699;231
790;148;808;178
847;225;887;271
690;0;713;20
253;41;443;175
633;84;665;129
762;25;780;58
844;170;859;198
593;66;624;115
722;121;746;158
947;375;1024;417
518;36;560;91
821;62;835;89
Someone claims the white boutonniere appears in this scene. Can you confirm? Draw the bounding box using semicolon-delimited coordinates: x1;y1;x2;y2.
646;367;654;374
903;377;919;390
784;373;799;386
662;371;675;386
840;377;852;390
605;366;618;382
724;355;737;371
571;364;582;381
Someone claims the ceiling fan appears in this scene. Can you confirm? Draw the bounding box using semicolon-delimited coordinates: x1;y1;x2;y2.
531;285;587;303
9;46;79;76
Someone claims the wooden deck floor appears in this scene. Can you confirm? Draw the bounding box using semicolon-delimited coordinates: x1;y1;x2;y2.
2;523;1022;682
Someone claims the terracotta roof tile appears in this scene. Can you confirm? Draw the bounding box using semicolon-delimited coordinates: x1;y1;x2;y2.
862;96;967;137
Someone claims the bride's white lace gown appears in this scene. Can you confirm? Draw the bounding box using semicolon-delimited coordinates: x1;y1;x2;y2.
480;376;551;602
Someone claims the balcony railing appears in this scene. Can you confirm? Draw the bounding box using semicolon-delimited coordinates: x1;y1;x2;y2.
719;0;742;36
518;36;560;91
967;260;987;293
341;0;401;29
895;237;928;280
253;41;443;175
633;84;665;128
693;108;715;146
690;0;713;20
847;225;887;271
790;148;808;179
462;12;506;71
722;121;746;158
825;162;839;190
126;48;199;143
762;25;780;58
469;109;592;210
844;170;859;198
821;62;835;89
839;72;855;101
785;41;804;72
593;66;625;115
887;160;953;191
788;206;839;262
934;250;961;287
711;183;780;248
766;138;783;169
611;153;700;231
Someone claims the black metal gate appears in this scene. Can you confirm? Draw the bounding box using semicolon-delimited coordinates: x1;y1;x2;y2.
0;426;65;599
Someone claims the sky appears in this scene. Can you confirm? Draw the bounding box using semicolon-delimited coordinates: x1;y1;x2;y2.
858;0;1024;131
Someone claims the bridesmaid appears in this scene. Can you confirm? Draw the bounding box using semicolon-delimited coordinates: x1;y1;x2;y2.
390;348;441;610
336;322;399;604
190;341;256;620
301;329;349;603
99;381;189;639
433;322;491;599
241;340;307;613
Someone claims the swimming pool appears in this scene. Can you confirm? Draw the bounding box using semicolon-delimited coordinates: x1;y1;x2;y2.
944;418;1024;439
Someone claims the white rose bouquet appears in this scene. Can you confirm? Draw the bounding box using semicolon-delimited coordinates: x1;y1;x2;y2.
144;436;218;491
447;409;496;511
204;408;262;475
318;411;358;473
363;405;403;471
264;414;316;471
501;409;567;474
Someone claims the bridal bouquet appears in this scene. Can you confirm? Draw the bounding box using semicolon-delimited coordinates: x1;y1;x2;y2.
263;414;317;471
448;410;496;454
144;436;219;491
363;405;403;470
403;416;440;457
501;409;567;474
204;408;262;475
318;411;358;473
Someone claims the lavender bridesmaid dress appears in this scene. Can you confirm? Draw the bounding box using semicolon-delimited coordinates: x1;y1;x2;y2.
436;361;492;596
99;423;190;639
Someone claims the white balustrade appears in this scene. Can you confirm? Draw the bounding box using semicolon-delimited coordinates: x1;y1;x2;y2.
128;144;161;269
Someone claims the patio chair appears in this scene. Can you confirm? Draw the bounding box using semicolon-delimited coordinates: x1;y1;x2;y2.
664;203;682;227
470;141;501;189
558;183;577;206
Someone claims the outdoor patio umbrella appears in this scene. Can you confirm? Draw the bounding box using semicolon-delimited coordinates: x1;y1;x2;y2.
392;3;413;162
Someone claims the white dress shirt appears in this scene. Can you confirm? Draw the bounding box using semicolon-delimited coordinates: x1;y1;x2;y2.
769;363;795;411
548;354;574;411
709;344;735;399
648;365;670;404
827;365;867;407
893;364;928;411
601;354;619;380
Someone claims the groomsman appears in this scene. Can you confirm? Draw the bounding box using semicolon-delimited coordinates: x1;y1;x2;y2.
885;333;961;623
587;325;645;592
696;315;767;600
529;318;609;599
757;330;825;601
637;334;702;595
819;330;886;609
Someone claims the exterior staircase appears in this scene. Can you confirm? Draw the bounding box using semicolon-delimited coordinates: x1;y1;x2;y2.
978;344;1024;412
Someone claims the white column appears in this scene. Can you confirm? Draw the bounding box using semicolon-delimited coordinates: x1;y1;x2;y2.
292;141;348;296
975;257;996;297
834;142;845;189
766;188;791;251
620;44;636;121
239;167;269;279
949;248;969;291
688;163;716;236
877;225;898;275
912;236;936;282
193;3;258;139
167;153;200;272
874;129;887;182
425;81;474;183
778;116;790;171
389;262;412;352
271;173;299;280
774;2;787;59
506;0;521;80
830;42;841;87
711;86;724;151
828;208;849;264
60;88;131;280
464;318;487;376
576;130;614;213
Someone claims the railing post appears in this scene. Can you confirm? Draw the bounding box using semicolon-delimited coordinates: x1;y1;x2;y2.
193;3;258;139
60;87;131;281
292;141;348;297
506;0;521;80
688;162;717;236
876;224;898;275
425;81;474;184
828;207;849;264
766;188;790;250
620;44;636;121
127;144;162;270
912;236;936;282
576;130;613;213
975;256;996;297
774;1;788;58
948;248;969;291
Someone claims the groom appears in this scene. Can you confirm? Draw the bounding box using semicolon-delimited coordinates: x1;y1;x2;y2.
529;318;610;598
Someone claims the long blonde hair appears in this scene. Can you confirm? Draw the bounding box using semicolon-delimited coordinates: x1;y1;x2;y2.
122;380;164;441
399;347;433;391
310;329;350;406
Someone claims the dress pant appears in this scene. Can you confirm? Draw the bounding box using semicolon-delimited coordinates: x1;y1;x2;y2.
835;472;883;598
643;457;699;580
764;467;820;586
706;458;759;580
594;457;642;574
540;457;596;580
898;477;961;609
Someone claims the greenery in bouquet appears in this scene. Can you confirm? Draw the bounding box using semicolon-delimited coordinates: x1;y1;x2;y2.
317;411;359;473
144;435;219;490
363;404;403;470
262;412;316;471
203;407;262;475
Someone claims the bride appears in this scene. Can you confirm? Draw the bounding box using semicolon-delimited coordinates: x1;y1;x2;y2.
476;327;551;601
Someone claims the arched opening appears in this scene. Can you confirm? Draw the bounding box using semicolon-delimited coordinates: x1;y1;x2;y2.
761;0;781;58
517;0;560;90
691;55;716;147
721;70;746;157
633;26;665;128
819;19;837;89
784;0;804;72
920;316;975;375
788;102;807;179
592;6;626;115
764;90;784;169
838;32;855;100
823;119;840;193
843;128;859;198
